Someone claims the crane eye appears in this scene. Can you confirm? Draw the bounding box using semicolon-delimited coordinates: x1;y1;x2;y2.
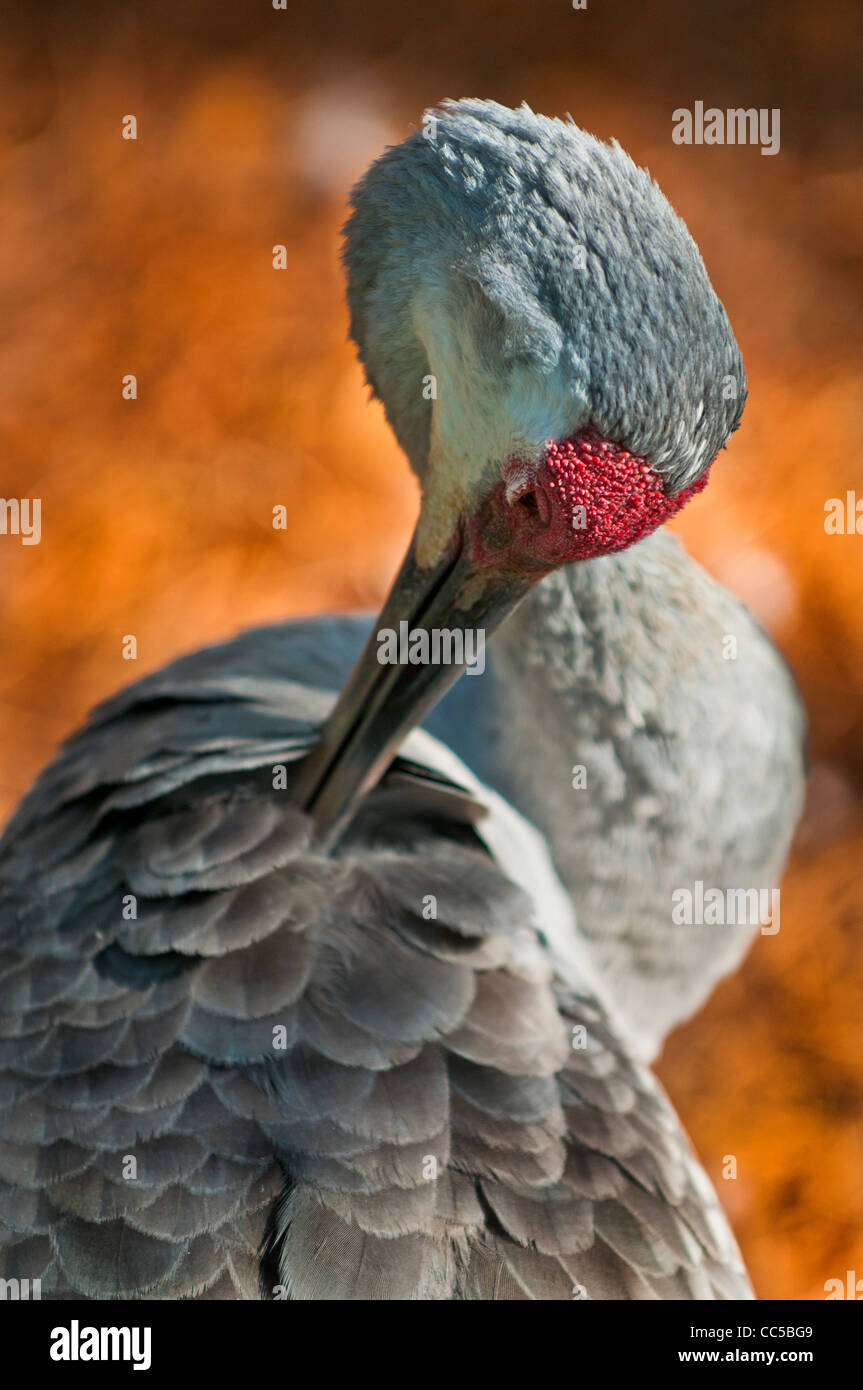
516;491;539;516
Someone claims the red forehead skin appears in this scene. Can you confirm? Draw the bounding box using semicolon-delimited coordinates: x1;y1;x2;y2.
466;429;710;574
542;432;710;562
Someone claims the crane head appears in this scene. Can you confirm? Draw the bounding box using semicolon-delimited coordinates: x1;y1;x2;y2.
296;98;746;842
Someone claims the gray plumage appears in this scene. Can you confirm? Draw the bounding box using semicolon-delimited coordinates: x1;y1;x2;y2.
0;664;750;1299
200;527;806;1063
0;98;805;1299
344;98;745;493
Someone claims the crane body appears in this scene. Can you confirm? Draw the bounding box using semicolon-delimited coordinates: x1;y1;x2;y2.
0;99;805;1299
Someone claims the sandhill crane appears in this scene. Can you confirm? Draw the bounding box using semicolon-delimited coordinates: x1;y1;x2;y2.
0;99;804;1300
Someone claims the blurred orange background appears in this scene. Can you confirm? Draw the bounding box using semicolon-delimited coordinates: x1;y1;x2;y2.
1;0;862;1300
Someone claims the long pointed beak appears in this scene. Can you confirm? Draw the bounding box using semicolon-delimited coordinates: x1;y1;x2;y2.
293;523;529;848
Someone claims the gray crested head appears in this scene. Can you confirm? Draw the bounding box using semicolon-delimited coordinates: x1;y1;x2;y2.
343;97;746;521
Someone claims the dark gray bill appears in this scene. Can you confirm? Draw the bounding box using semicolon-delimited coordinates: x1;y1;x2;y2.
293;524;529;848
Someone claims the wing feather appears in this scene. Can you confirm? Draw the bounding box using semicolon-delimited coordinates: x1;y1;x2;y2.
0;644;752;1299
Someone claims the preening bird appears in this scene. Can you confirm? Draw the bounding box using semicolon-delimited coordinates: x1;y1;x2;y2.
0;99;804;1300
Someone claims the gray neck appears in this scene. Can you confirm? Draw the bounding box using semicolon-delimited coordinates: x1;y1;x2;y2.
443;530;804;1058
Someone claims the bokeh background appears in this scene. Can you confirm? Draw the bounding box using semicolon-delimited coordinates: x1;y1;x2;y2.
1;0;862;1299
